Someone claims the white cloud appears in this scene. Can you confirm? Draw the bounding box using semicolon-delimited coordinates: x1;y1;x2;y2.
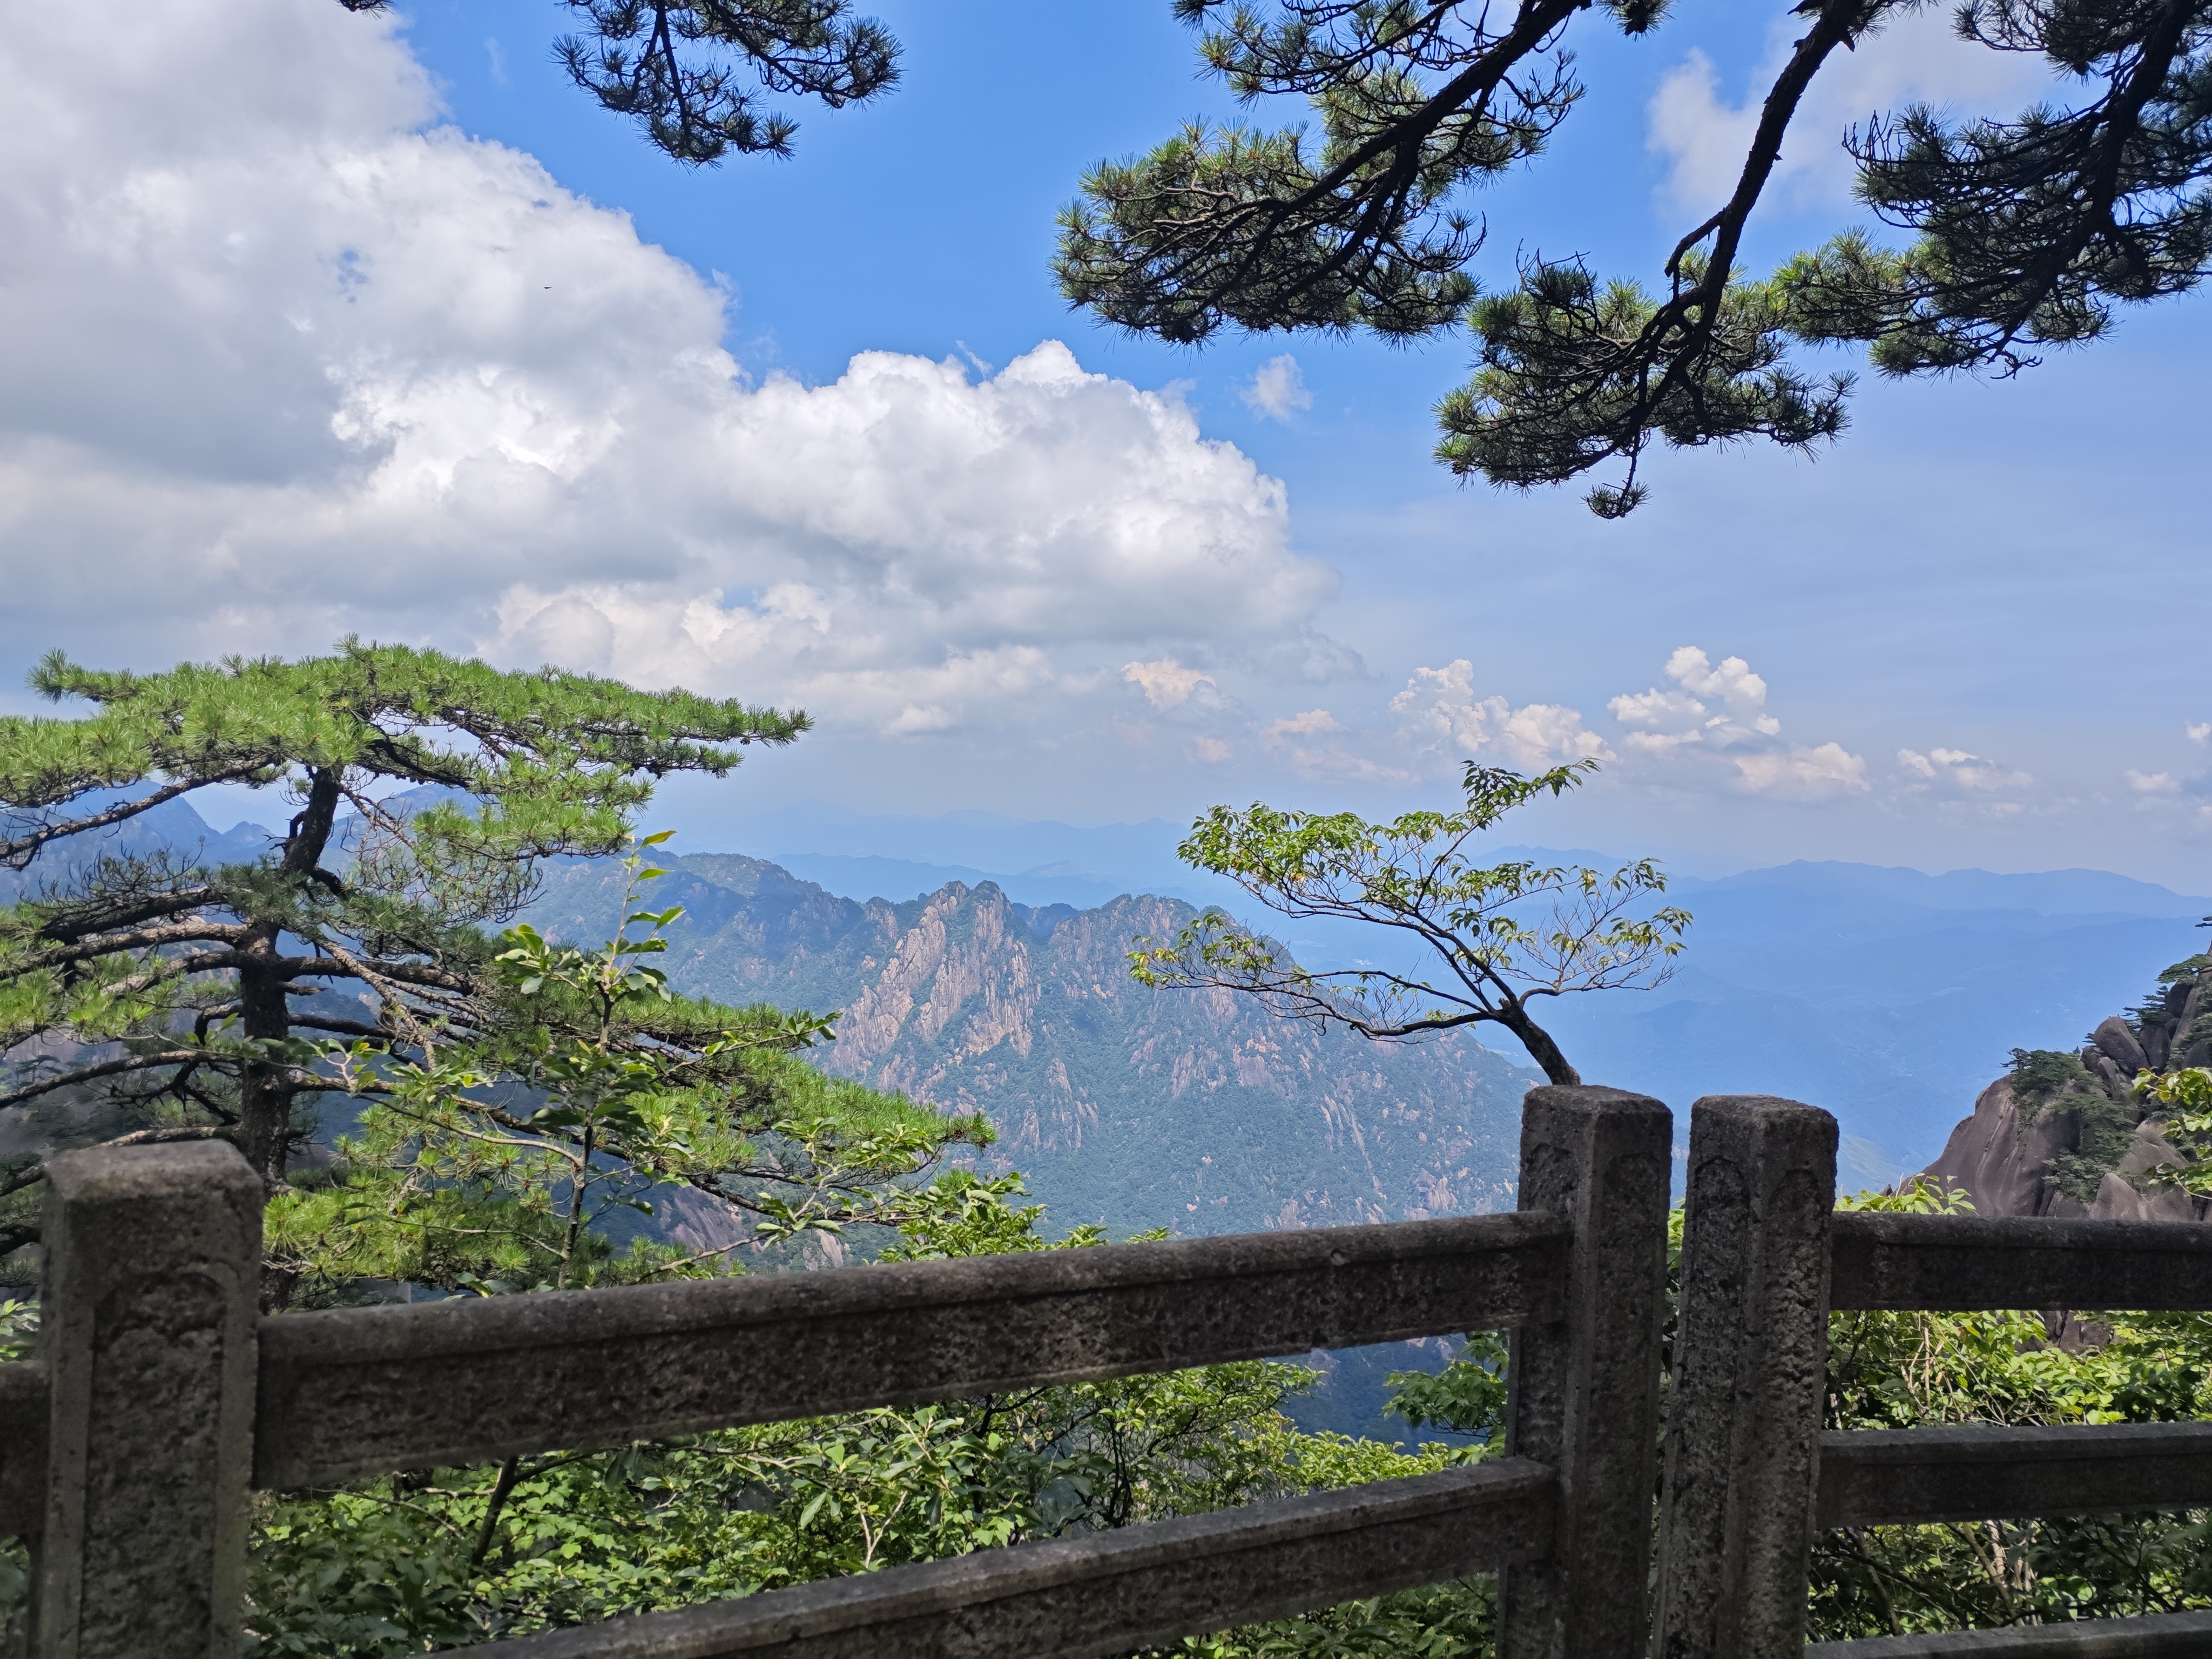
2127;770;2181;795
1123;658;1217;710
1608;646;1867;798
1609;646;1782;750
1897;746;2034;793
1621;729;1706;759
0;0;1342;743
1240;354;1313;422
1190;736;1233;764
1610;686;1707;729
1731;742;1870;799
1264;709;1347;744
2189;723;2211;745
1391;661;1613;774
1648;10;2060;215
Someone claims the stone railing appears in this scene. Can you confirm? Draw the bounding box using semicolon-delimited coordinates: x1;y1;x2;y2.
4;1087;2211;1657
1660;1096;2212;1659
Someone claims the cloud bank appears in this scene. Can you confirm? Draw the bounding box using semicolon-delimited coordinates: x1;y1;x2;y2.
0;0;1341;741
4;0;2188;860
1177;645;2060;818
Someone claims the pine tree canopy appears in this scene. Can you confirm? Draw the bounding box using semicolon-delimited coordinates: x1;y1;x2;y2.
0;641;813;1190
335;0;900;166
1054;0;2212;514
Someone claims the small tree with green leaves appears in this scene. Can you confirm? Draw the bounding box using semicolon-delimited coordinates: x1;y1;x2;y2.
266;844;992;1307
1131;761;1690;1084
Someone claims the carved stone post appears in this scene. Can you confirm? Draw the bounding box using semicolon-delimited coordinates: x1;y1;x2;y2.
1496;1084;1674;1659
35;1141;262;1659
1651;1095;1838;1659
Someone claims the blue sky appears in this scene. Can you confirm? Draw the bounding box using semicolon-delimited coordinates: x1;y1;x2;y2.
0;0;2206;889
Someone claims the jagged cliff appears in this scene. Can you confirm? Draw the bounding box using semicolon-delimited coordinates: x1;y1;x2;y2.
528;854;1537;1236
1916;949;2212;1220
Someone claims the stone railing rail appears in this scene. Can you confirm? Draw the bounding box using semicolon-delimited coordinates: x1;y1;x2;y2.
0;1087;1673;1659
4;1088;2212;1657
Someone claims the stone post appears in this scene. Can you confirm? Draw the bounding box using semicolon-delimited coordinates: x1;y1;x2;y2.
1650;1095;1838;1659
1495;1084;1674;1659
34;1141;262;1659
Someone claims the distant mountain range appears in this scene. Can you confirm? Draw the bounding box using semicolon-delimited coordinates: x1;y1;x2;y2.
14;789;2205;1196
1536;860;2208;1183
16;792;2204;1439
700;814;2208;1186
525;854;1536;1237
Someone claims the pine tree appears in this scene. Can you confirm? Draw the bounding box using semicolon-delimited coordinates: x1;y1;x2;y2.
1055;0;2212;514
336;0;900;166
0;641;822;1191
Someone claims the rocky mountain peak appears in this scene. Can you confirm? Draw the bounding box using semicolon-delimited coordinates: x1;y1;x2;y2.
528;857;1537;1235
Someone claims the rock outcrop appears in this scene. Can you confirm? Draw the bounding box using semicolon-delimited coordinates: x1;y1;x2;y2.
1917;1075;2198;1221
1912;948;2210;1220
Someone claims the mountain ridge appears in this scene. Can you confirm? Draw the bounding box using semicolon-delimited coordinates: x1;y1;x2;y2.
524;854;1537;1237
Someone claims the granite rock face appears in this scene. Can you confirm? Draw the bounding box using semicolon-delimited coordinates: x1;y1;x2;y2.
1918;1077;2070;1219
1911;952;2212;1220
529;855;1540;1236
1917;1077;2201;1221
2093;1015;2149;1076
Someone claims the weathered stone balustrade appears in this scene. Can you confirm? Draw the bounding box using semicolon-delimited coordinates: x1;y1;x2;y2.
6;1089;2212;1657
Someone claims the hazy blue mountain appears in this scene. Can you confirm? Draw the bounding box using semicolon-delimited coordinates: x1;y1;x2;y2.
0;790;272;903
1539;874;2206;1177
1673;859;2208;919
762;852;1222;915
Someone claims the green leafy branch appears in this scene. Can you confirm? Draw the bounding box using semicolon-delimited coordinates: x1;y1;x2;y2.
1131;761;1688;1084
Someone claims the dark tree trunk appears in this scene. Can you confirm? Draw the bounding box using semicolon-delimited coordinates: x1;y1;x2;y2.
1499;1002;1581;1087
237;767;342;1184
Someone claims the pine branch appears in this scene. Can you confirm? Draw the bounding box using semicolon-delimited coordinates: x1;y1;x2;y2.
0;765;267;869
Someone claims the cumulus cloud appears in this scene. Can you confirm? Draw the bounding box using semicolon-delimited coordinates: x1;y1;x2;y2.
1264;709;1347;745
1606;646;1867;799
1204;644;2044;815
1897;747;2034;792
1251;647;1866;799
0;0;1343;741
2190;723;2211;745
1610;646;1781;753
1648;10;2059;214
1391;662;1613;774
2127;770;2182;795
1123;658;1217;710
1240;355;1313;421
1732;743;1869;797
